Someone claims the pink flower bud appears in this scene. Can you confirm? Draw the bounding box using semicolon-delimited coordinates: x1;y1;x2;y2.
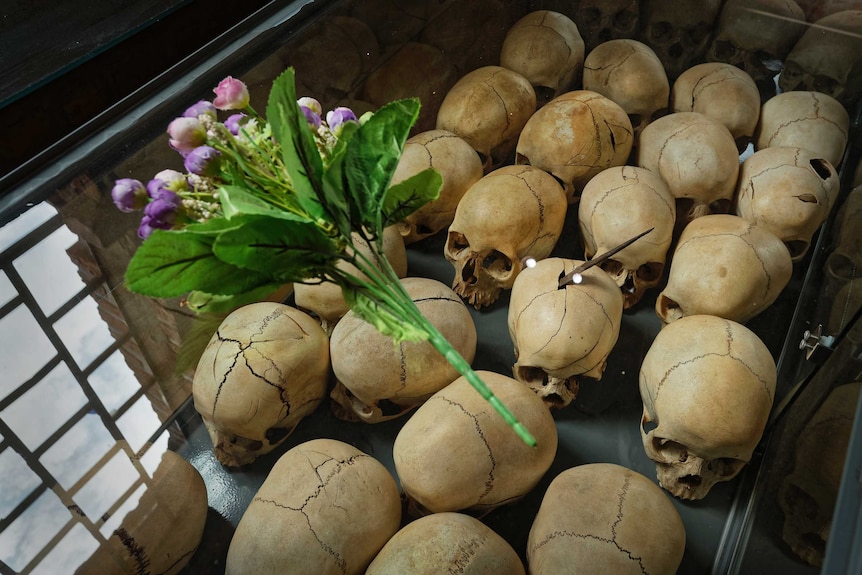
167;117;207;154
213;76;250;110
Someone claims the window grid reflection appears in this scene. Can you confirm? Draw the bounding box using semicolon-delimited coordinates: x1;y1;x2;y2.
0;208;177;575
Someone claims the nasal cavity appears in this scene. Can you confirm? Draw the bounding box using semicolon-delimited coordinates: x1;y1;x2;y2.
678;474;702;487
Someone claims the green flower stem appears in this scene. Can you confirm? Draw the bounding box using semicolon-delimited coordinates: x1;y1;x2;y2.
344;239;539;447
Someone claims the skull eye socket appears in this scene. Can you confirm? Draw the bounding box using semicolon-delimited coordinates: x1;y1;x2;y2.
230;436;263;452
628;113;642;128
600;258;625;278
649;21;673;43
813;75;840;98
653;437;688;463
535;86;557;106
482;250;513;276
613;8;637;30
582;7;601;26
712;40;738;61
707;457;745;478
809;158;834;180
636;262;664;283
785;239;810;260
447;232;469;253
825;252;858;281
265;427;290;445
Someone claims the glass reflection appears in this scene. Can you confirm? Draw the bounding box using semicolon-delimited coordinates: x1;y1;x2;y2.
88;350;143;415
53;295;114;369
13;225;82;317
0;489;67;571
0;448;41;519
0;203;56;254
40;414;114;489
116;396;162;453
30;523;98;575
0;304;55;401
0;272;14;306
74;449;139;524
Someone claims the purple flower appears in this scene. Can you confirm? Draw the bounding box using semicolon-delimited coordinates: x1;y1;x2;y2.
213;76;249;110
300;105;321;129
326;107;358;135
143;189;181;231
224;113;247;135
167;117;207;155
183;100;217;119
111;178;148;212
137;215;174;240
184;146;221;176
153;169;188;190
297;97;322;128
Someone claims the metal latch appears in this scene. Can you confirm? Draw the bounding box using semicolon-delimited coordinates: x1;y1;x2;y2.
799;324;835;364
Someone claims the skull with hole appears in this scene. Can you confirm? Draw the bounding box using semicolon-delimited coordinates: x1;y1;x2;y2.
515;90;634;204
444;165;568;309
500;10;586;106
393;370;558;517
293;226;407;334
779;382;861;567
329;277;477;423
756;90;850;169
656;214;793;324
436;66;537;172
508;257;623;409
192;302;330;467
225;439;402;575
779;10;862;107
527;463;686;575
705;0;807;97
671;62;762;152
578;166;676;308
735;146;840;261
537;0;640;52
582;39;670;139
638;0;723;80
391;130;484;244
637;112;739;223
640;314;776;500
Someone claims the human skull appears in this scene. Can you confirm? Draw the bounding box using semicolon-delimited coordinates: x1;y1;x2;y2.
579;166;676;308
391;130;484;244
515;90;634;203
706;0;807;96
637;112;739;222
226;439;402;575
536;0;640;52
349;0;443;49
75;451;208;575
640;314;776;500
293;226;407;333
444;165;568;309
393;370;558;517
735;146;840;261
656;214;793;324
779;382;861;567
329;277;477;423
671;62;762;151
779;10;862;107
582;39;670;138
508;257;623;408
527;463;686;574
824;185;862;330
192;302;330;467
756;90;850;168
500;10;586;105
436;66;537;172
362;42;459;134
367;512;525;575
638;0;723;80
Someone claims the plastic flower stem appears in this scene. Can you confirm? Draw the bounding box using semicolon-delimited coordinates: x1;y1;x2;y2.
345;238;538;447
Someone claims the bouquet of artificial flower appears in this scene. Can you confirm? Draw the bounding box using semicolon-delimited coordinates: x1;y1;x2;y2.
111;69;536;446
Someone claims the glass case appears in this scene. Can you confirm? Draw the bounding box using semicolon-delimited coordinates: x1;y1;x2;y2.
0;1;860;573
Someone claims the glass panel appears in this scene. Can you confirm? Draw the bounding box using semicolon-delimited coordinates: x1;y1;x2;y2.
139;431;169;476
88;350;142;414
75;450;139;523
116;396;161;453
1;362;88;449
13;225;83;316
30;522;99;575
53;295;114;369
0;448;41;519
0;489;67;571
0;202;56;254
100;482;146;536
40;414;114;489
0;304;55;401
0;271;15;307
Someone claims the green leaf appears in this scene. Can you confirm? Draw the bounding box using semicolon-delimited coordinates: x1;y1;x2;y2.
212;215;338;281
185;284;285;314
174;313;226;375
125;226;272;298
343;98;421;231
342;287;429;344
220;185;282;218
381;167;442;229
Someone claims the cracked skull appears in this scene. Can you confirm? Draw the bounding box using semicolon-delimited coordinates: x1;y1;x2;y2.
583;38;670;139
656;214;792;324
578;166;676;308
515;90;634;203
436;65;537;172
226;438;402;575
192;302;330;467
393;370;558;517
527;463;686;574
735;146;840;261
500;10;586;105
329;277;477;424
639;315;776;500
637;111;739;222
638;0;723;80
444;165;568;309
508;257;623;409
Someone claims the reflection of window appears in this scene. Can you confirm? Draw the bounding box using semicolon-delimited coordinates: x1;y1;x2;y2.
0;203;177;574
